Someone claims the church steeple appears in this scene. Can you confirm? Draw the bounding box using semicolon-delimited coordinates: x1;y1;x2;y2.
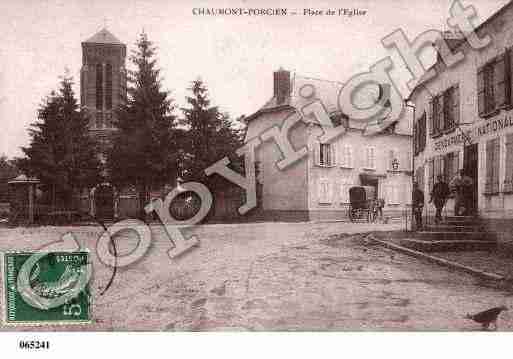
80;29;127;151
83;28;123;45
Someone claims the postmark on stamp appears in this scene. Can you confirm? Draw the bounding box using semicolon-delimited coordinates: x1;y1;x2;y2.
2;251;91;325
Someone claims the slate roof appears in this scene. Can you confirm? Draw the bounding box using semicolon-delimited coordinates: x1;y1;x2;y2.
83;28;123;45
245;73;393;135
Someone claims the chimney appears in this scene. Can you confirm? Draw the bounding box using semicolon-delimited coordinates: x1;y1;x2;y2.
434;30;465;64
273;68;291;104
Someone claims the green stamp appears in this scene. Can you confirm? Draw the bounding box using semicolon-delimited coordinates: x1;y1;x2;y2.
3;251;92;325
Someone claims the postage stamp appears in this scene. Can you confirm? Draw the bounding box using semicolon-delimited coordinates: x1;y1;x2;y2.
2;251;91;325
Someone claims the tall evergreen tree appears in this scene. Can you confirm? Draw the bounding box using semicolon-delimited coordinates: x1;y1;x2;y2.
180;79;243;183
18;74;101;207
107;32;179;216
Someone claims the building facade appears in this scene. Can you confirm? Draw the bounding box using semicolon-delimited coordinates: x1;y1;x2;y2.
410;1;513;241
245;70;412;222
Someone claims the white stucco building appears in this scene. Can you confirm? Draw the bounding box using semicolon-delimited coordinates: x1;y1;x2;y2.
245;69;413;221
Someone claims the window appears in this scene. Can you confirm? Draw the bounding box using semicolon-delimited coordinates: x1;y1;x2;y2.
429;86;459;137
96;63;103;110
318;178;332;204
340;144;353;168
414;112;427;155
106;63;113;110
432;95;443;135
365;146;376;169
485;138;500;194
444;87;456;130
316;142;336;167
478;52;511;118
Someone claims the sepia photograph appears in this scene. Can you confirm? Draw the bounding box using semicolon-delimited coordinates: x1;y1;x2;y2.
1;0;513;356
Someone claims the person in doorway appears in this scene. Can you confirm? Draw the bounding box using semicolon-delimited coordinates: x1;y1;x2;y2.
412;182;425;230
450;169;473;216
461;171;474;216
429;175;450;223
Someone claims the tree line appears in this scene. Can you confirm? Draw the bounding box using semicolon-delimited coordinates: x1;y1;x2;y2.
14;32;245;214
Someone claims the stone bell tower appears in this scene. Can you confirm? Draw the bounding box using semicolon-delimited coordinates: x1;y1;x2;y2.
80;28;127;152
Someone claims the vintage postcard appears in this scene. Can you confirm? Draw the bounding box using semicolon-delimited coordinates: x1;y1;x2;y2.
2;0;513;347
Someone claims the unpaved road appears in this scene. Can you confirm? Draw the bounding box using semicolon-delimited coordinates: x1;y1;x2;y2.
1;221;512;331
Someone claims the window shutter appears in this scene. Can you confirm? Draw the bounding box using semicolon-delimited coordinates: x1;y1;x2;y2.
428;100;434;135
509;48;513;107
505;134;513;191
493;138;500;192
314;143;320;166
453;85;460;125
428;158;434;194
477;67;485;117
485;140;493;192
331;142;337;167
413;122;417;155
494;54;507;108
342;145;353;167
437;94;444;133
422;113;427;150
505;49;512;107
418;113;424;151
453;150;460;179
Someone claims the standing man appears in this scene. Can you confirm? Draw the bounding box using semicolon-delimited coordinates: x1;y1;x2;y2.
429;175;450;223
412;182;425;230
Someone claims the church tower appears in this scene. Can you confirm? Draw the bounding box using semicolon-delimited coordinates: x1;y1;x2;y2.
80;28;127;149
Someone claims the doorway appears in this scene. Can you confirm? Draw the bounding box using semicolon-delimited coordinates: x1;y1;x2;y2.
463;143;478;215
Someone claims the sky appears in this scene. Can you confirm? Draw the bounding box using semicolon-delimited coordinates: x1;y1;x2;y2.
0;0;509;158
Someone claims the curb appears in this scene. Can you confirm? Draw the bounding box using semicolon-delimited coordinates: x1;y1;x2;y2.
365;233;506;282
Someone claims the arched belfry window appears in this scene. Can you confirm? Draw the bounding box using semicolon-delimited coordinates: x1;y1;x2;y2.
96;63;103;110
106;63;113;110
